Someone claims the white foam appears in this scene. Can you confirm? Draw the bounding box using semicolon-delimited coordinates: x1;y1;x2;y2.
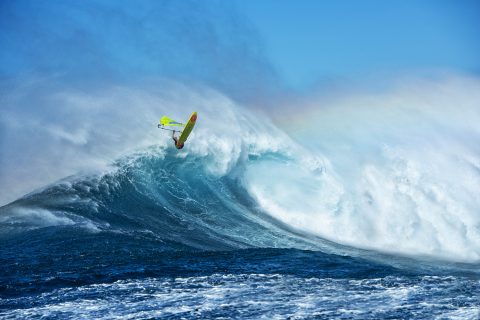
244;75;480;262
0;207;76;228
2;274;477;319
0;206;101;233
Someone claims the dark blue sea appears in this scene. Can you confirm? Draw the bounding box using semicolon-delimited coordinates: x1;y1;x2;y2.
1;150;479;319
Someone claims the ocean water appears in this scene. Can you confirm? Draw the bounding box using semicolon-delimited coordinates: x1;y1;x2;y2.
1;150;479;319
1;81;480;319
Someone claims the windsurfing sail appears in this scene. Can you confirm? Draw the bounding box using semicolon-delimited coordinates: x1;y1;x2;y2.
159;116;185;127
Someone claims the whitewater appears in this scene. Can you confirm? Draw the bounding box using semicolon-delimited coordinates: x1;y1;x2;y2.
1;75;480;318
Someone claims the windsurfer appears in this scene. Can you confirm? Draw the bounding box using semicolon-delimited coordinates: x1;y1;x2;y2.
172;130;184;149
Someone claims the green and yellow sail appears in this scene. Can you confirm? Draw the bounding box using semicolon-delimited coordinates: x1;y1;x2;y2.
159;116;184;127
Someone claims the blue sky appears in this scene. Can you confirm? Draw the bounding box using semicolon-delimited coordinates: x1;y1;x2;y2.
0;0;278;102
237;0;480;87
1;0;479;93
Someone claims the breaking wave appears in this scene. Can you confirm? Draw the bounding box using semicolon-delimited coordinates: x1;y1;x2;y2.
1;75;480;263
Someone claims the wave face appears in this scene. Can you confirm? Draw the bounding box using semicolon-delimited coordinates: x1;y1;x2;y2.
0;149;325;252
